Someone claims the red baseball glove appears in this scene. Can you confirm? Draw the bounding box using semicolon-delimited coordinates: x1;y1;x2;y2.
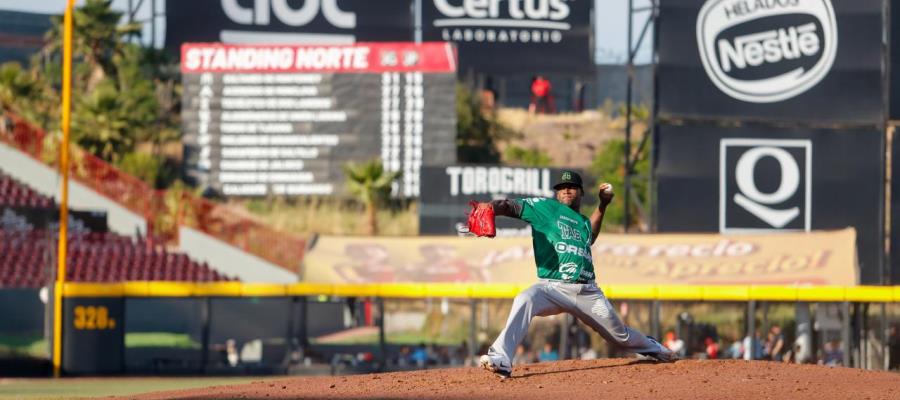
467;201;496;238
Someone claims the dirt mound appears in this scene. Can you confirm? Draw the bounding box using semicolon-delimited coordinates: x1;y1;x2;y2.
124;359;899;400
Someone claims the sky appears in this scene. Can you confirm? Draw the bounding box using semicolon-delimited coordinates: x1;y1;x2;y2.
0;0;654;65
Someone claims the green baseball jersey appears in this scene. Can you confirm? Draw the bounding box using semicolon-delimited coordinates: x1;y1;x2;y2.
515;197;595;282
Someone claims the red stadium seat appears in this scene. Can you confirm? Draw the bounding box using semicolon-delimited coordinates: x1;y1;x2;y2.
0;170;234;288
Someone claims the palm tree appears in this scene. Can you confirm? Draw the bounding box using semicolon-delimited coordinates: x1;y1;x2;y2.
0;63;47;122
43;0;141;92
343;160;401;235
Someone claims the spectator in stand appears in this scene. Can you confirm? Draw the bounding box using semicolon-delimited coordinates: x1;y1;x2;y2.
529;75;555;114
704;337;719;359
538;342;559;362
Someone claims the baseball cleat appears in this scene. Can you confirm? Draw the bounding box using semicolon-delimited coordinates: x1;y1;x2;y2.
479;354;512;379
639;336;680;362
639;349;679;362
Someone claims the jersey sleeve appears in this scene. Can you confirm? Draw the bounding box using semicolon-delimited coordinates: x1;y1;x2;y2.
489;199;523;219
514;198;555;227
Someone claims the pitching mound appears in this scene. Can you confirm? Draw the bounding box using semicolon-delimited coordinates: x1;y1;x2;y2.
124;359;899;400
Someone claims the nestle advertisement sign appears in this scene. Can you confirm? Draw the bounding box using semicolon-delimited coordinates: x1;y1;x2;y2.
419;165;575;236
422;0;593;73
658;0;884;123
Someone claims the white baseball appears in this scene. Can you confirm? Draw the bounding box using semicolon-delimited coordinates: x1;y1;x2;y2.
602;184;614;195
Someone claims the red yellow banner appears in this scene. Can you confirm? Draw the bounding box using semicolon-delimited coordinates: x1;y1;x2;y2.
302;229;857;286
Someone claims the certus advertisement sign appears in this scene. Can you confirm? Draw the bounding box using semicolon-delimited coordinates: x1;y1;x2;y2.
422;0;593;73
657;0;884;123
655;124;884;284
165;0;412;50
419;165;573;236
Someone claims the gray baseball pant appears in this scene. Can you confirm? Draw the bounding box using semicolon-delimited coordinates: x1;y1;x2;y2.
487;280;665;366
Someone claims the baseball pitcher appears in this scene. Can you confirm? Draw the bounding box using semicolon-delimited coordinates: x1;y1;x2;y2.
472;170;677;379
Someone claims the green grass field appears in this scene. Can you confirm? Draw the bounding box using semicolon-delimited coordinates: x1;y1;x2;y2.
124;332;201;349
0;336;48;359
0;376;285;399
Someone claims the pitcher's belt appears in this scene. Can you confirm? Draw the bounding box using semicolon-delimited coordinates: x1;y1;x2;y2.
539;278;595;285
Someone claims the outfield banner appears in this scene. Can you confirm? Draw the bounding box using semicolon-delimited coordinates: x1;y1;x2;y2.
657;0;884;123
302;229;857;285
164;0;412;51
654;123;883;284
421;0;593;73
418;165;577;236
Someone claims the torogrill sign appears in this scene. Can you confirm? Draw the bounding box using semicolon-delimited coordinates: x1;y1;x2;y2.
422;0;594;74
654;124;884;284
419;165;574;236
657;0;884;123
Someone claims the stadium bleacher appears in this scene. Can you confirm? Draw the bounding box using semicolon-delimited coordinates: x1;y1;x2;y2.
0;172;52;208
0;170;234;288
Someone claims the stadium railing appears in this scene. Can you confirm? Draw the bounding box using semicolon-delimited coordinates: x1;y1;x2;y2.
0;113;305;272
59;281;900;302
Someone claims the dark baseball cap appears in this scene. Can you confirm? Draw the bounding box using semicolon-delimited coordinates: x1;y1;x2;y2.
553;170;583;190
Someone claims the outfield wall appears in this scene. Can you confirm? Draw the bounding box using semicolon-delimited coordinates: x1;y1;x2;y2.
4;281;897;375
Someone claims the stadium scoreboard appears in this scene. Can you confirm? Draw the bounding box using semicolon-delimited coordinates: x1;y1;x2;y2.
181;42;457;197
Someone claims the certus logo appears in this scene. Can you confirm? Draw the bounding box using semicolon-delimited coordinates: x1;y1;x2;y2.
433;0;573;44
720;138;811;232
220;0;356;43
696;0;837;103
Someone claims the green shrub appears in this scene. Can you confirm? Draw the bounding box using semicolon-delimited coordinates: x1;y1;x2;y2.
503;145;552;167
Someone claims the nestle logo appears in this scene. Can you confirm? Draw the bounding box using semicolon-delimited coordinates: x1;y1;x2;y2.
696;0;837;103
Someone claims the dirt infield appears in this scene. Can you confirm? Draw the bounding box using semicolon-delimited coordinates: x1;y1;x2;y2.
123;359;899;400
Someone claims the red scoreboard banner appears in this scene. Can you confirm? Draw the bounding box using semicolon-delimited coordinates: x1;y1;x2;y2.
181;42;457;73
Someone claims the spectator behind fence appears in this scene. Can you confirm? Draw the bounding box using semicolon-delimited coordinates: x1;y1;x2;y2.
579;346;598;360
743;330;764;360
538;343;559;362
766;325;785;361
664;331;685;357
411;343;430;368
821;340;843;366
529;75;555;114
889;324;899;370
704;337;719;359
513;344;530;365
727;338;743;359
